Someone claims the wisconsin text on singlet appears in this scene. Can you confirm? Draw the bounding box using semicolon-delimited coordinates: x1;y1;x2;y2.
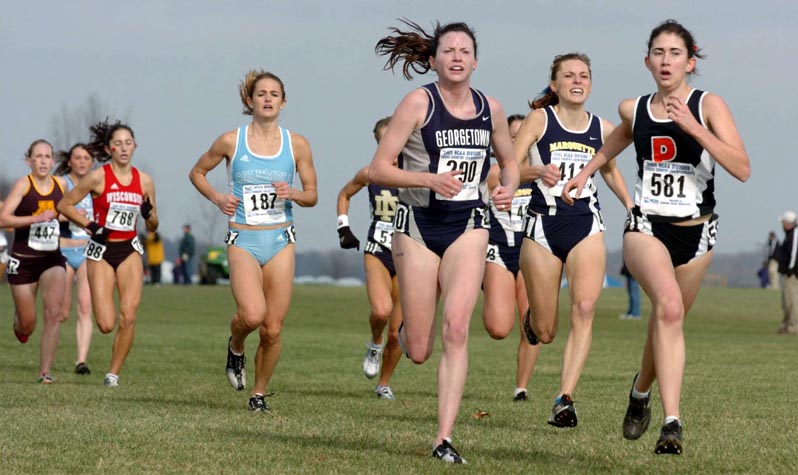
435;129;491;148
105;192;142;204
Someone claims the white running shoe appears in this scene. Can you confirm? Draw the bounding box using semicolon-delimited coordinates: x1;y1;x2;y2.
104;373;119;387
362;341;383;379
375;385;395;400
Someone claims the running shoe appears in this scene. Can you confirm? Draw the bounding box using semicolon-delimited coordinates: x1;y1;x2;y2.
432;438;466;464
14;326;28;344
248;394;270;412
226;336;246;390
622;375;651;440
375;385;395;400
37;374;55;384
522;310;540;345
75;362;91;375
104;373;119;387
654;420;683;455
547;394;577;428
362;341;383;379
513;388;528;402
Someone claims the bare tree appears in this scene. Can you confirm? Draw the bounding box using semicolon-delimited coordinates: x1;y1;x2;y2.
48;94;128;151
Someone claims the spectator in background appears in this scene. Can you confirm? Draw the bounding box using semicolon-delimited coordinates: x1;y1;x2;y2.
757;260;770;289
777;211;797;335
172;257;182;284
620;261;641;320
143;231;164;285
766;231;781;290
179;224;195;285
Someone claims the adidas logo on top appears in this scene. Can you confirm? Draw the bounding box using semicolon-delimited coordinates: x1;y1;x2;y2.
110;183;120;190
239;155;250;162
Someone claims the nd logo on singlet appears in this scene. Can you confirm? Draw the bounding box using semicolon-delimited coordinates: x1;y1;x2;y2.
651;136;677;162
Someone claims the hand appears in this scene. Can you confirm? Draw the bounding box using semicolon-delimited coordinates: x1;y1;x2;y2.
140;197;153;219
36;210;57;222
560;174;587;206
491;185;513;212
86;221;106;244
338;226;360;250
272;181;293;200
214;193;240;217
665;96;700;135
431;170;464;198
539;163;560;188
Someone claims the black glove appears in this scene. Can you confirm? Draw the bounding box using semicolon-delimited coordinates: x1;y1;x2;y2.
86;221;106;244
140;197;153;220
337;226;360;250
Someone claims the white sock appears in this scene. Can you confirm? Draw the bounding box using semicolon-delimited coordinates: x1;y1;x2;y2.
664;415;680;425
631;374;650;399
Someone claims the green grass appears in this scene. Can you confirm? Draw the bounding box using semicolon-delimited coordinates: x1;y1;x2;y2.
1;285;796;474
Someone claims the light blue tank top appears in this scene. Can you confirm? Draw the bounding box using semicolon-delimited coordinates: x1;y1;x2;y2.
60;175;93;240
227;125;296;226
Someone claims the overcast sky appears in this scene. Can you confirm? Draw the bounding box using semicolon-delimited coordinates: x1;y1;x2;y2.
2;0;795;253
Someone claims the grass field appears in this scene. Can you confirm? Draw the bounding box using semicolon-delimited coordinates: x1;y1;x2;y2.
0;284;796;474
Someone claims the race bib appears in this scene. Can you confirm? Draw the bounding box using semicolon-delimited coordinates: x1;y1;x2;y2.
105;202;139;232
435;148;486;202
28;220;60;251
131;236;144;255
374;220;394;250
6;256;20;275
486;243;500;264
243;184;286;225
509;195;531;229
640;160;698;217
548;150;593;197
84;240;107;262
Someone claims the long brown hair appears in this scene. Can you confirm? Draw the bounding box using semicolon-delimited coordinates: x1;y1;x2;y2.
375;19;477;80
86;119;135;163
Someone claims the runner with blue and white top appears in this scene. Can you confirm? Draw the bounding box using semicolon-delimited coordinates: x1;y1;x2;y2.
55;144;96;375
514;53;632;429
190;70;318;414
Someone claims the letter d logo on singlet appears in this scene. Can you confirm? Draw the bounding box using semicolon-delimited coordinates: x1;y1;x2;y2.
651;136;677;162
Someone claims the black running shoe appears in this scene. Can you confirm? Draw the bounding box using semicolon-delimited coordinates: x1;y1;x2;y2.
513;389;528;402
226;337;246;390
622;375;651;440
654;420;683;455
522;310;540;345
75;362;91;375
548;394;577;428
248;394;270;412
432;439;466;464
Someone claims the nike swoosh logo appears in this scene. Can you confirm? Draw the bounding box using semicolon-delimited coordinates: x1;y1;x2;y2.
589;137;599;141
482;116;490;121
